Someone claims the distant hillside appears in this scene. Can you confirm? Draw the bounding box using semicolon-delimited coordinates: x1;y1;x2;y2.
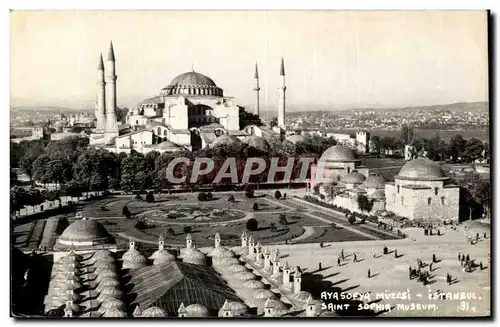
290;101;489;116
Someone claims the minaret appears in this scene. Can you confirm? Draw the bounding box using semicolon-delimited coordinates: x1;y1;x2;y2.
215;232;221;248
96;54;106;131
186;233;193;249
158;234;164;251
253;63;260;116
278;57;286;129
105;41;119;142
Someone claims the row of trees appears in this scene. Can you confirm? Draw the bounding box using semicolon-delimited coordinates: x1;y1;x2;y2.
370;124;489;163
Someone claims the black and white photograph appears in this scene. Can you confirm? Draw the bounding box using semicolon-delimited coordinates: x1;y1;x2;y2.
9;9;491;319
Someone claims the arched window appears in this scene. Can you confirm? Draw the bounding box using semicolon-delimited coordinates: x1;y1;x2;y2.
397;185;400;193
428;198;432;205
157;127;161;135
434;187;439;195
163;130;167;137
441;197;446;205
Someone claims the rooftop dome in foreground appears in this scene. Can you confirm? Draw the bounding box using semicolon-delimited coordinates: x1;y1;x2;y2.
361;174;386;189
286;134;307;144
319;145;358;163
396;157;447;181
341;171;366;184
58;219;110;246
212;134;242;147
247;135;270;150
185;304;210;317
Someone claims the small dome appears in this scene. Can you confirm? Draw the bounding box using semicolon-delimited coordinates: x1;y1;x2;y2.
286;134;307;144
212;134;242;147
210;247;234;259
96;270;118;280
122;249;147;263
58;219;110;245
100;298;126;311
122;260;148;270
102;308;127;317
228;264;248;273
153;141;182;151
218;257;241;266
142;306;168;317
397;157;446;180
98;287;123;301
369;189;386;199
319;145;358;163
94;261;116;270
218;301;249;317
92;250;113;259
93;256;116;264
257;299;287;315
153;254;176;266
341;171;366;184
252;289;277;300
361;174;385;189
234;271;256;281
97;277;120;288
182;248;207;266
150;249;176;261
243;280;265;289
185;304;210;317
247;135;270;150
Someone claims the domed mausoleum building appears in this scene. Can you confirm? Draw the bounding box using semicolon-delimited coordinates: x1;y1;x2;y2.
385;157;459;221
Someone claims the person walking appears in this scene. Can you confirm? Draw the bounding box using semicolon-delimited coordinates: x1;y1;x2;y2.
319;262;322;270
368;269;371;278
353;254;357;263
337;257;341;267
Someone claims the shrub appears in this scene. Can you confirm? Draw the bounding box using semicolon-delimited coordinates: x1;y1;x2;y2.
167;228;175;236
122;206;131;219
135;194;143;200
245;189;254;198
228;195;235;202
102;190;111;196
319;194;326;200
246;218;258;231
183;226;192;234
197;192;207;201
145;191;155;203
348;215;356;224
207;192;213;200
253;203;259;211
360;218;366;224
283;193;287;199
274;190;282;200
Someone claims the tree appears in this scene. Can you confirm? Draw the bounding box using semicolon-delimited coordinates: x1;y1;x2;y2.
400;124;414;145
207;192;213;200
357;194;374;212
245;189;254;198
463;138;484;163
274;190;282;200
253;203;259;211
449;134;466;162
183;226;192;234
228;195;235;202
246;218;258;231
145;191;155;203
348;215;356;224
122;205;131;218
370;135;382;154
279;213;288;225
197;192;207;201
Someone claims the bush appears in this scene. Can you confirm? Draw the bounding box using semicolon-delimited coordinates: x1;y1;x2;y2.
274;190;282;200
146;191;155;203
102;190;111;196
228;195;235;202
246;218;258;231
135;194;143;200
319;194;326;200
348;215;356;224
197;192;207;201
253;203;259;211
167;228;175;236
183;226;192;234
245;189;254;198
207;192;213;200
122;205;131;219
360;218;366;224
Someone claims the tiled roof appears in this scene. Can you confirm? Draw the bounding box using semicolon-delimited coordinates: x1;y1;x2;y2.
126;261;241;315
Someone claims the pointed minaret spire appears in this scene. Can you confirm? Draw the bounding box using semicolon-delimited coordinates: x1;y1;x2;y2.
254;62;259;79
278;57;286;130
253;62;261;117
280;57;285;76
98;54;104;70
107;41;115;61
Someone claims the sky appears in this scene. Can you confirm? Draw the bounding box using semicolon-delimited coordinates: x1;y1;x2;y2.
10;11;489;113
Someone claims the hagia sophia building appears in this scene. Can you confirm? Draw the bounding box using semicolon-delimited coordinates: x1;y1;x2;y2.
90;42;290;154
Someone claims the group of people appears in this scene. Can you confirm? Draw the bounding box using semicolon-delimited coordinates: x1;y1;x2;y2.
423;228;441;236
459;252;483;273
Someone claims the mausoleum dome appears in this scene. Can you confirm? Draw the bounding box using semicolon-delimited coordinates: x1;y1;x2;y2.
397;157;446;180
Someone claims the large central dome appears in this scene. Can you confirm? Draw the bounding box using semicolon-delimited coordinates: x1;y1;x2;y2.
170;72;217;87
161;71;223;97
